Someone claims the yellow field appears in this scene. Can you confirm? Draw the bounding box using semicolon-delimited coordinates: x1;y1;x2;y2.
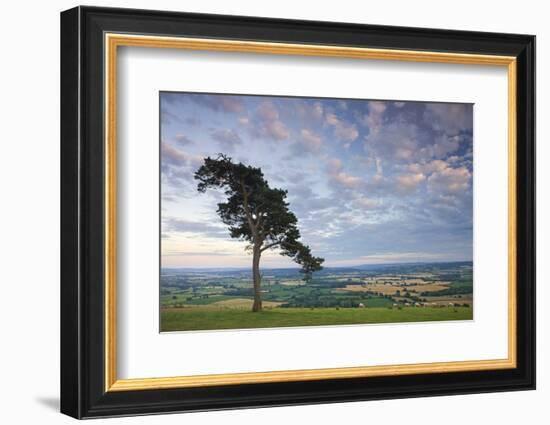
340;282;450;295
280;280;306;286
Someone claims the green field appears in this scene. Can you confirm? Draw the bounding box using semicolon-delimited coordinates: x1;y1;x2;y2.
160;306;473;332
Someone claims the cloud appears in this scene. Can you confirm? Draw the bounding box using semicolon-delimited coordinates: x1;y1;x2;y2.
218;97;245;113
369;101;387;114
407;159;447;175
286;182;334;218
160;95;202;127
163;217;227;237
189;94;245;113
364;121;419;162
264;121;290;140
352;157;390;194
424;103;473;136
161;143;188;166
293;100;325;125
396;173;426;190
257;101;279;121
355;197;380;209
363;102;471;163
406;159;471;195
359;101;387;137
357;251;449;264
325;112;339;126
333;173;362;188
174;133;194;146
327;158;362;189
161;143;204;191
399;158;472;199
160;108;184;126
184;117;201;126
250;101;290;140
427;165;471;194
162;194;177;203
327;158;342;174
325;112;359;142
311;102;324;120
420;134;462;158
163;250;233;257
299;129;323;152
161;143;202;169
210;128;242;152
336;124;359;142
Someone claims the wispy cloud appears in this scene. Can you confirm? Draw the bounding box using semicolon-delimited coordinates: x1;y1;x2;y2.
163;217;227;238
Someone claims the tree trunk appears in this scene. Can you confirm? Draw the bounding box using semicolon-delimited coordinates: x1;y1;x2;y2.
252;245;262;312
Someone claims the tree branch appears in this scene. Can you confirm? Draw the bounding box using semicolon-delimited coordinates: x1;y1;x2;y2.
260;240;282;252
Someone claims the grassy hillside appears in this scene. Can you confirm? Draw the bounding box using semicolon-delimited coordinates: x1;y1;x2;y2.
160;306;473;332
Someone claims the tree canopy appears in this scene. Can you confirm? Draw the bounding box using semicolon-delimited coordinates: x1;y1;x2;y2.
194;154;324;310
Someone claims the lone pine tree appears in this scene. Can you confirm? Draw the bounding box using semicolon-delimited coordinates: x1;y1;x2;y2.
195;154;324;312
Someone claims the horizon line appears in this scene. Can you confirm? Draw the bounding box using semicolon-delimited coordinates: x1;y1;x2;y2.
161;259;473;270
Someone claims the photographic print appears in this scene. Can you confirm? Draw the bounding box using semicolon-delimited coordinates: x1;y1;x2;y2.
160;92;473;332
61;9;535;417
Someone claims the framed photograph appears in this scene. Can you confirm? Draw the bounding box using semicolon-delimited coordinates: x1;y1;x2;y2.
60;6;535;419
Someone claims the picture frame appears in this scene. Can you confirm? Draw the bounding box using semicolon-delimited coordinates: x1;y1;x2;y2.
60;5;535;419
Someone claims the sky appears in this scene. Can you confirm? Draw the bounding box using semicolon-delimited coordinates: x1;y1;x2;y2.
160;92;473;269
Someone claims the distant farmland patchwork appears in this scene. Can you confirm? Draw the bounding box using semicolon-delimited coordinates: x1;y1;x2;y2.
160;261;473;332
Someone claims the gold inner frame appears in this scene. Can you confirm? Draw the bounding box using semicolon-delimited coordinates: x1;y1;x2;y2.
104;33;517;392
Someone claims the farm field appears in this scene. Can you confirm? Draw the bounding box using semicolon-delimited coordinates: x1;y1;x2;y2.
160;306;473;332
160;261;473;332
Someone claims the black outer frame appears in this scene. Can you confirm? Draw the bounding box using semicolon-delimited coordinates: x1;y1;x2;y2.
60;6;535;419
